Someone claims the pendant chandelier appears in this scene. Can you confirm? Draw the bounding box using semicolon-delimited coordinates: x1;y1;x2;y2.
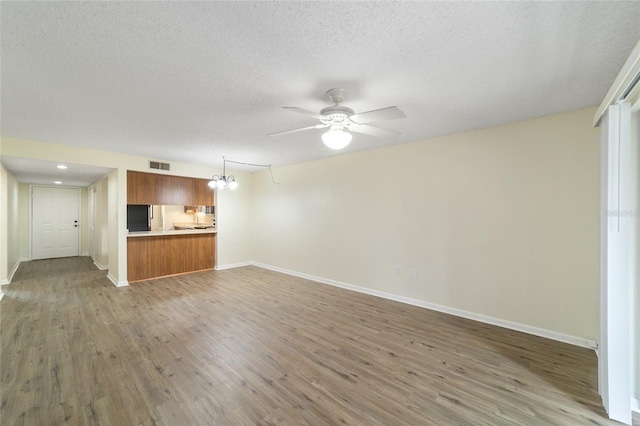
208;157;237;190
208;157;274;190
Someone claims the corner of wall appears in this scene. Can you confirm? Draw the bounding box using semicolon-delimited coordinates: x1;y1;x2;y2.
215;169;254;267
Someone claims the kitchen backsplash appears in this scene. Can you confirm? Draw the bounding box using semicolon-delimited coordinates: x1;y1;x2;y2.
150;205;215;231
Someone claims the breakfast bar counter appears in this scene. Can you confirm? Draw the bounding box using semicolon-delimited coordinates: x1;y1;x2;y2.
127;231;216;282
127;229;216;237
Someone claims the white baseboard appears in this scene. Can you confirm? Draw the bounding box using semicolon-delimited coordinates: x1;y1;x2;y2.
1;257;28;285
632;398;639;414
215;261;253;271
107;273;128;287
6;260;20;284
251;262;597;350
93;260;108;270
0;290;3;300
2;260;19;284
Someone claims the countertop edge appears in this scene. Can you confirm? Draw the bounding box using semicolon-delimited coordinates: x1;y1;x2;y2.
127;229;217;238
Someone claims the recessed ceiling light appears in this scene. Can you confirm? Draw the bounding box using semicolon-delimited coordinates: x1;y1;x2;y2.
57;165;67;169
53;181;62;184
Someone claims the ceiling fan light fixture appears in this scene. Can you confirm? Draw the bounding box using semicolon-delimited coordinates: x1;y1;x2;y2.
322;128;352;150
271;89;405;148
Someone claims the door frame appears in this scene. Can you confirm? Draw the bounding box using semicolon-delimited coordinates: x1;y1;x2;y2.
30;185;81;260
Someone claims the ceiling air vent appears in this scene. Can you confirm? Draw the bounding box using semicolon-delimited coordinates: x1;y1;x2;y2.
149;161;170;171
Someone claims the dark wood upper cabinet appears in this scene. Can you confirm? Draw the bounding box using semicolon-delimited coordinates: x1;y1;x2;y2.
127;171;156;205
127;171;214;205
155;174;184;205
193;179;214;205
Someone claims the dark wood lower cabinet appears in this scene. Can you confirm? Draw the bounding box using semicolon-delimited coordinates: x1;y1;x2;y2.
127;234;215;282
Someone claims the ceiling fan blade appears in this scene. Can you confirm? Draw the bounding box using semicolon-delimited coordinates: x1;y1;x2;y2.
347;123;401;138
268;123;329;137
350;106;405;123
282;107;325;120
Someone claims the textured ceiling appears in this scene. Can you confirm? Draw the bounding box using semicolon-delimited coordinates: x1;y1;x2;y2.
0;156;113;187
2;1;640;178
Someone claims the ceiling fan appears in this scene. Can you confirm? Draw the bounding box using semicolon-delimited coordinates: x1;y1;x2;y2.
269;88;406;149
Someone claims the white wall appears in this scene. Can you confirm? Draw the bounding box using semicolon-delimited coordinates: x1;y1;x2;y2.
251;107;600;341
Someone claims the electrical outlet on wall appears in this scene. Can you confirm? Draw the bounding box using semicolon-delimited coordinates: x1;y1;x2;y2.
409;268;417;279
392;266;400;276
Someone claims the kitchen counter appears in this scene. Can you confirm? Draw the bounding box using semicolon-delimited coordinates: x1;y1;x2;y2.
173;222;215;230
127;231;216;282
127;229;217;238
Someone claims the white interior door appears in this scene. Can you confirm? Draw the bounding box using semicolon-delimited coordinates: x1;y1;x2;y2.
32;186;80;260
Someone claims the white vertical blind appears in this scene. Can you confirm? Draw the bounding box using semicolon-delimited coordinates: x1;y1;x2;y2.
599;103;632;424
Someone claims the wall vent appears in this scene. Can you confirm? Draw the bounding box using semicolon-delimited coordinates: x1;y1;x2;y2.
149;161;170;171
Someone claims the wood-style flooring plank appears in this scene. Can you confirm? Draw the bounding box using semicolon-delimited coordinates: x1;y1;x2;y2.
1;257;636;425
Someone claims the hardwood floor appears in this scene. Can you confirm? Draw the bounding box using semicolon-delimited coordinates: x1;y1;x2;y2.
1;257;636;425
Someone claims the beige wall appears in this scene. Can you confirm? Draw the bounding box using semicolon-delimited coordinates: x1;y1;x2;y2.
1;166;7;282
216;170;253;268
18;184;29;260
93;178;109;269
7;173;20;273
1;136;252;284
0;108;602;341
251;107;600;341
107;169;122;284
80;188;89;255
1;165;21;283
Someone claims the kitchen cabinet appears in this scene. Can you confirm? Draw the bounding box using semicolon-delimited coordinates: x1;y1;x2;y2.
155;174;185;205
193;179;214;205
127;233;215;282
127;171;214;205
127;171;216;283
127;171;156;205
